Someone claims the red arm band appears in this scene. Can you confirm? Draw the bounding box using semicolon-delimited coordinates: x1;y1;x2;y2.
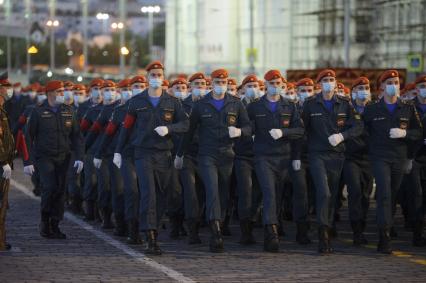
105;121;118;136
89;121;102;134
123;114;136;129
18;115;27;125
80;118;90;132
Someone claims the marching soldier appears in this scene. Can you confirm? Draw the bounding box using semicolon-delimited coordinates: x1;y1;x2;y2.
344;77;374;245
302;69;363;254
114;61;189;255
405;74;426;246
175;72;207;244
0;77;15;250
96;77;144;245
363;70;422;253
80;78;104;222
23;80;83;239
181;69;251;253
234;74;262;245
89;80;124;235
291;78;316;245
247;70;304;252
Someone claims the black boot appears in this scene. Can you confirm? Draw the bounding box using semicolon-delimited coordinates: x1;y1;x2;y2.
221;215;231;236
186;219;201;244
329;223;338;238
209;220;224;253
412;221;426;247
351;221;368;246
83;200;95;221
145;230;162;255
318;226;333;254
377;228;392;254
169;215;180;240
239;219;256;245
101;208;114;229
126;220;143;245
264;224;279;252
113;214;127;237
50;219;66;239
296;222;311;245
277;219;286;237
40;213;52;238
178;215;187;236
70;196;84;215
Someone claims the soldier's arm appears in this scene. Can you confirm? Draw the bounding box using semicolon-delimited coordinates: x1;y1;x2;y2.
94;111;119;159
301;101;311;131
405;105;423;141
237;100;251;137
115;103;136;154
85;112;104;150
167;99;189;134
23;110;39;166
177;103;200;157
340;103;364;140
284;103;304;139
70;110;83;161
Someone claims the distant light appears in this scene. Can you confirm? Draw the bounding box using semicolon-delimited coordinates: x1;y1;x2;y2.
0;0;4;5
67;50;73;56
46;20;53;26
120;46;129;56
0;49;4;56
28;45;39;54
96;13;109;20
111;22;118;29
117;22;124;29
141;6;161;14
47;70;53;77
102;50;108;56
77;75;83;82
65;67;74;75
53;20;59;27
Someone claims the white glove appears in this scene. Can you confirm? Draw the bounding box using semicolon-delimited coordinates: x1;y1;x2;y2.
292;160;301;171
174;156;184;170
328;133;344;147
228;126;242;138
269;129;283;140
405;159;413;174
389;128;407;139
73;160;84;174
113;153;122;169
24;165;35;176
93;158;102;169
2;164;12;179
154;126;169;137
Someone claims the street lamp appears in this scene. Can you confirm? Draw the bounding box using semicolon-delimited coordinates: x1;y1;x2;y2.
96;13;110;34
141;5;161;60
111;22;124;30
46;19;60;71
27;45;38;81
120;46;129;56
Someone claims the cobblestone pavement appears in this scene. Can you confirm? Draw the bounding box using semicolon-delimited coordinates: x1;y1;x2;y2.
1;162;426;282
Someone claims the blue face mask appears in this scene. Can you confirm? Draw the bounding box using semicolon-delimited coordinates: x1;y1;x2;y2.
298;92;309;103
419;88;426;99
120;91;132;102
132;88;143;96
357;90;370;101
213;85;227;95
103;90;116;103
386;84;399;97
322;82;335;93
149;78;163;89
91;89;100;99
192;88;206;97
267;86;282;97
245;88;258;99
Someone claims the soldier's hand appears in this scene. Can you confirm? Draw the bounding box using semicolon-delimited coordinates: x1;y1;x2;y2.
269;129;283;140
73;160;84;174
113;153;122;169
292;160;301;171
23;165;35;176
228;126;242;138
389;128;406;139
93;158;102;169
328;133;344;147
154;126;169;137
2;164;12;179
174;156;184;170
